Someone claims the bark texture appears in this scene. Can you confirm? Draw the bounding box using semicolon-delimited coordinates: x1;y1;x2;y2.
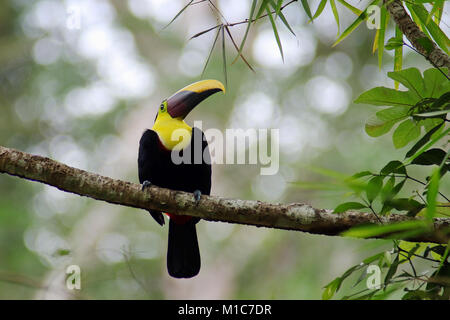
384;0;450;71
0;145;449;243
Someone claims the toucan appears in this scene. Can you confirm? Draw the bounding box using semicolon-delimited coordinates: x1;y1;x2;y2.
138;80;225;278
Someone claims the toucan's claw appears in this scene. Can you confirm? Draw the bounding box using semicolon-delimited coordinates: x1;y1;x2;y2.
193;190;202;203
142;180;152;191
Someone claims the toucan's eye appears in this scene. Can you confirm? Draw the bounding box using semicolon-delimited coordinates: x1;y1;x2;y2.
160;104;164;111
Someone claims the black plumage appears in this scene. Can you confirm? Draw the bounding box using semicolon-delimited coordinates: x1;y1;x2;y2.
138;127;211;278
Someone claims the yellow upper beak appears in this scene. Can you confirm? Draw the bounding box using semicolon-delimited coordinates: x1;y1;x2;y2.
166;79;225;119
176;79;226;95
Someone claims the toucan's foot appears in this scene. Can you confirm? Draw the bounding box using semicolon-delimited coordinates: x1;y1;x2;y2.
193;190;202;203
142;180;152;191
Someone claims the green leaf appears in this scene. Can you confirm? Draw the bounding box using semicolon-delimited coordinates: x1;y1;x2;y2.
266;7;284;61
405;2;431;39
300;0;313;21
366;176;383;203
416;37;434;55
201;27;221;76
332;10;365;47
420;118;444;132
391;179;406;198
275;0;283;16
431;91;450;110
332;0;379;47
221;26;227;88
54;249;71;256
334;202;367;213
430;0;444;24
351;171;373;179
363;252;385;264
384;254;399;288
322;277;340;300
406;127;450;165
387;68;425;100
385;37;403;50
234;0;258;63
426;168;440;220
225;26;255;72
336;0;362;15
402;290;435;300
365;106;410;137
381;175;395;202
392;119;421;149
355;87;417;107
409;3;449;54
415;109;449;117
342;220;427;239
269;0;295;35
411;148;447;166
377;6;388;69
394;26;403;90
256;0;270;20
423;67;450;97
330;0;340;35
405;122;444;158
311;0;327;21
385;198;425;215
380;160;406;175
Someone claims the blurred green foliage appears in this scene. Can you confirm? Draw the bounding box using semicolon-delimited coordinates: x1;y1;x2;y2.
0;0;448;299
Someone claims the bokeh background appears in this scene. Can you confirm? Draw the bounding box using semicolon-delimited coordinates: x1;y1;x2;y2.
0;0;447;299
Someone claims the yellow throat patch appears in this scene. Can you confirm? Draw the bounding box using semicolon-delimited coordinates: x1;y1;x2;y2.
152;108;192;151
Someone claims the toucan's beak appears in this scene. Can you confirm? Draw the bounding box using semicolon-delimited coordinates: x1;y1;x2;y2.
166;80;225;119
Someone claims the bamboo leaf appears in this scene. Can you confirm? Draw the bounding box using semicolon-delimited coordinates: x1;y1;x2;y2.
336;0;362;15
341;220;428;239
410;3;450;54
373;29;379;54
190;25;221;40
427;0;443;25
377;6;388;69
269;0;296;35
405;1;432;39
385;37;403;50
234;0;258;63
163;0;194;29
225;26;255;72
300;0;313;21
221;26;228;88
201;26;221;76
394;26;403;90
332;0;378;47
426;169;440;221
330;0;340;35
310;0;327;22
334;202;367;213
275;0;283;16
266;7;284;61
256;0;270;20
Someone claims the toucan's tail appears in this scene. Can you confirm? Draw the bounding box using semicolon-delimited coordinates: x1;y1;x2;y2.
167;219;200;278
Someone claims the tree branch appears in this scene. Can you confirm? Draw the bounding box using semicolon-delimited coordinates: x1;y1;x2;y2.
0;145;449;243
384;0;450;72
